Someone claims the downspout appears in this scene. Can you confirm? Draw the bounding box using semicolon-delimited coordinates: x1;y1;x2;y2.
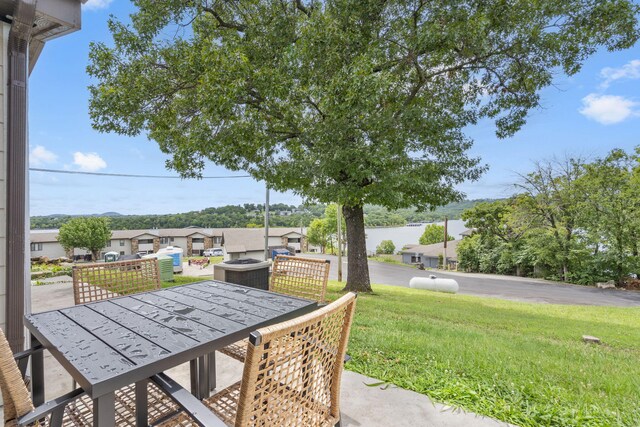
6;0;36;352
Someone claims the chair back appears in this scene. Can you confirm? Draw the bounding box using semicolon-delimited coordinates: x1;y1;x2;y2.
270;255;330;303
73;258;161;304
0;329;34;426
235;292;357;427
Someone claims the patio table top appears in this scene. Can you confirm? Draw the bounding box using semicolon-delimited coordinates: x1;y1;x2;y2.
24;280;317;399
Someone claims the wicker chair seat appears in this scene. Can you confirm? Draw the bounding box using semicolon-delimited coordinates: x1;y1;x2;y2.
218;338;249;362
158;381;339;427
4;382;177;427
66;382;176;426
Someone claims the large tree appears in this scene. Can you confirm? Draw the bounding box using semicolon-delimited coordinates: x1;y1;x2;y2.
576;149;640;284
516;158;585;281
58;217;112;261
88;0;639;292
307;218;329;253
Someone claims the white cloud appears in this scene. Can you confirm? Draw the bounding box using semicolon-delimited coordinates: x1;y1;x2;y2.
73;152;107;172
579;94;638;125
600;59;640;89
29;145;58;166
83;0;113;10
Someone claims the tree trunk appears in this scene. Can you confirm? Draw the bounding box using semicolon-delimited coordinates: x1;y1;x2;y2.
92;250;100;261
342;205;372;292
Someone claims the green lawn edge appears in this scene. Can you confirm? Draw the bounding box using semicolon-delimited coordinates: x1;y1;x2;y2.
325;281;640;427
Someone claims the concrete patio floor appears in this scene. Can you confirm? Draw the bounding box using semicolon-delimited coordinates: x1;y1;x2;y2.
29;282;515;427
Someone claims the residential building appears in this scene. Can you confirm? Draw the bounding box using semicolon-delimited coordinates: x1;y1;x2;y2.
28;227;307;261
155;228;222;256
400;240;461;269
221;227;307;260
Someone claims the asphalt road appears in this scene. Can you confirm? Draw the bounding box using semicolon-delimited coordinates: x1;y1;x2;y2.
305;254;640;307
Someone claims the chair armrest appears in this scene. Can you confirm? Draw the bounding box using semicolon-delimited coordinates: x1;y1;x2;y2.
17;388;85;426
151;373;227;427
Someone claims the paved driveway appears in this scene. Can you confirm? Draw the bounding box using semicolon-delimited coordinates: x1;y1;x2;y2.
306;254;640;307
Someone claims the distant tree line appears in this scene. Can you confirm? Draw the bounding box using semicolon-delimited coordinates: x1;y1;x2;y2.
457;148;640;286
31;200;487;230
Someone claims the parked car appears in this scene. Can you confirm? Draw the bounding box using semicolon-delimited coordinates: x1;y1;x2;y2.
203;248;223;257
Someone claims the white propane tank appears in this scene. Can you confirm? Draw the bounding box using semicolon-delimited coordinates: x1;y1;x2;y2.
409;275;459;294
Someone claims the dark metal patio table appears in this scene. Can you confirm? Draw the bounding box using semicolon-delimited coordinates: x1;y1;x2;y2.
24;280;317;427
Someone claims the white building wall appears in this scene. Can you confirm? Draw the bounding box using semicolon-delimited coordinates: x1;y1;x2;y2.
105;239;131;255
31;242;66;259
171;237;188;250
158;237;177;249
267;236;281;246
0;23;9;334
29;239;130;260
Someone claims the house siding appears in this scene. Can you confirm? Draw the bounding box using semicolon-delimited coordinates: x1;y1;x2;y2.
31;242;66;259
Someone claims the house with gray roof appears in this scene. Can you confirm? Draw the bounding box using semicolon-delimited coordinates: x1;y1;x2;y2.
400;240;461;269
221;227;307;260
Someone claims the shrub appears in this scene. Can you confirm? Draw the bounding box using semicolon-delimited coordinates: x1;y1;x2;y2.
376;240;396;255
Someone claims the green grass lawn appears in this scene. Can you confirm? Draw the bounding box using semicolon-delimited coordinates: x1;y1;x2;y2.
325;281;640;427
162;275;205;288
368;255;407;266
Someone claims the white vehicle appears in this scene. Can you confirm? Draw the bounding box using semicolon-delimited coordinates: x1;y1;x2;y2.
203;248;224;257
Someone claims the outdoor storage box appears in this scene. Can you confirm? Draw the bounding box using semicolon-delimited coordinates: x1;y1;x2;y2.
271;248;290;260
214;258;270;290
156;255;174;282
142;254;175;282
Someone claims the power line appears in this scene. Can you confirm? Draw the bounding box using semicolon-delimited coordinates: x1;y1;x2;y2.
29;168;252;179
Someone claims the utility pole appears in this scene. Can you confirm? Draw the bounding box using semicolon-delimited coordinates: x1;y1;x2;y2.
443;216;448;270
336;205;343;282
264;186;270;261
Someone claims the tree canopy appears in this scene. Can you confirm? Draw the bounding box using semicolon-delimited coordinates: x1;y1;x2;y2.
376;240;396;255
57;217;112;261
88;0;639;291
457;148;640;285
419;224;455;245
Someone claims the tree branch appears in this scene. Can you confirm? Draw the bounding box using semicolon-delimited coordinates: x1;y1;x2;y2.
294;0;311;17
202;6;247;32
305;96;326;120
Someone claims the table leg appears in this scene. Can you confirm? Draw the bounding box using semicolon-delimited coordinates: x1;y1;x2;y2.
208;352;216;392
135;379;148;426
197;354;209;399
190;359;198;397
30;334;44;407
93;392;116;427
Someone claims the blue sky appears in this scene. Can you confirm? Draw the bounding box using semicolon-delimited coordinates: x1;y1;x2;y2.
28;1;640;216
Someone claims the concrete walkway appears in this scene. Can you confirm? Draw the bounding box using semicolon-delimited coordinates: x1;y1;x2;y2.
30;283;514;427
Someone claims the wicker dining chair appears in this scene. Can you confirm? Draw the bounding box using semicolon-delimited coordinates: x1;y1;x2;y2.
220;255;331;363
153;292;357;427
0;328;177;427
72;258;161;305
